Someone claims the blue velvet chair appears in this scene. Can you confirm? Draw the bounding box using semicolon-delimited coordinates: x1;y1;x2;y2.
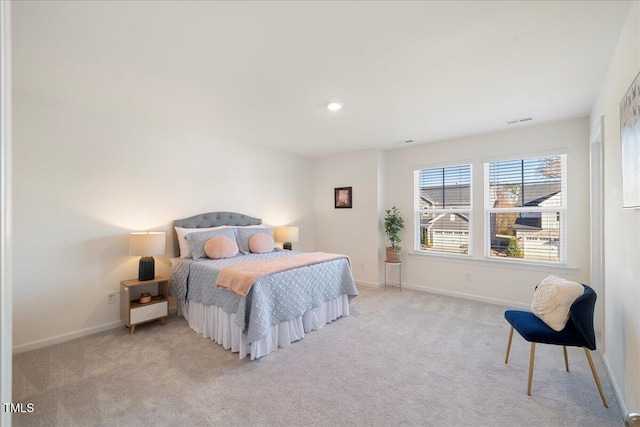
504;284;608;407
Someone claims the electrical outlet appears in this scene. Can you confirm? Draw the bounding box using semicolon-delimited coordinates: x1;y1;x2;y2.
465;273;472;281
106;291;117;304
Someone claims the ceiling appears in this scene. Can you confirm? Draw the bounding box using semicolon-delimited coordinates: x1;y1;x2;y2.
13;1;632;158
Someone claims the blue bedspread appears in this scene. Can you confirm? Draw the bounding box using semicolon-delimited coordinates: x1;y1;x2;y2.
170;250;358;343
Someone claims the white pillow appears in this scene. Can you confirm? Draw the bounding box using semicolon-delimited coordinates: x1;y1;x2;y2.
531;275;584;332
175;226;227;258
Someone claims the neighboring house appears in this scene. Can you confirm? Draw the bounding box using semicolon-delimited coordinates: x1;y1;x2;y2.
419;184;470;253
490;182;562;261
514;191;561;261
418;182;561;258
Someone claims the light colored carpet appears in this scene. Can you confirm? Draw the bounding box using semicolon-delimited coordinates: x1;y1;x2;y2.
12;286;623;426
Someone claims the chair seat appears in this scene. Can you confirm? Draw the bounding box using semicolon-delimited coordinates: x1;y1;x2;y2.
504;310;593;349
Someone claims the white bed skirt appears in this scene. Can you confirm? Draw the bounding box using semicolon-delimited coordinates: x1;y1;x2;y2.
178;295;350;360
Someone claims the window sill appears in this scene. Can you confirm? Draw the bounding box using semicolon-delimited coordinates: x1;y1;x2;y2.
407;251;578;275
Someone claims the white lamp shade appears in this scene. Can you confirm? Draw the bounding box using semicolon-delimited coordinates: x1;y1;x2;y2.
274;226;299;243
129;232;166;256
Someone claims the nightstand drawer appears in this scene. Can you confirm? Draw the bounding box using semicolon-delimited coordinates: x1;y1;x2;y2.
130;301;168;325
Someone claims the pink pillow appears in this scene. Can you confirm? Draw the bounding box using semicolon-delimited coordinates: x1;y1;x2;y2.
249;233;275;254
204;236;239;259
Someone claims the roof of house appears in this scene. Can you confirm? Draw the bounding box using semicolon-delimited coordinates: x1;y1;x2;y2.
420;212;470;230
518;183;561;206
419;182;561;209
420;184;471;208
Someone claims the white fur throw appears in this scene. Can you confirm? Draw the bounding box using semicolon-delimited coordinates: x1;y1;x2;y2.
531;275;584;331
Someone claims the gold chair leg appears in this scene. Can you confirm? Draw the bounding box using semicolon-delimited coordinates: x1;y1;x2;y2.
583;348;608;408
563;346;569;372
505;326;514;364
527;343;536;396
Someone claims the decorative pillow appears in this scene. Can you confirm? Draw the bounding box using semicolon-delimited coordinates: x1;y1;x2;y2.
175;226;227;258
185;228;237;260
531;275;584;331
249;233;275;254
235;228;273;254
204;236;239;259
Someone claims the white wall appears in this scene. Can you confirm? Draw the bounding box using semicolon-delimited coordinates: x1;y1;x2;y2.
314;149;383;285
1;0;13;422
590;1;640;416
384;118;592;308
12;91;315;351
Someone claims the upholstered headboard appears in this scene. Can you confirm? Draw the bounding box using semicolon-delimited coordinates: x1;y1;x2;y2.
172;211;262;256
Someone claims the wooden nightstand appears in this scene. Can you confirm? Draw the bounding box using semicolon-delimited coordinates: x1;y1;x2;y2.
120;276;169;334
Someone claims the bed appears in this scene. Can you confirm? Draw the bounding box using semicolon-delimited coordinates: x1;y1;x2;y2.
169;212;358;360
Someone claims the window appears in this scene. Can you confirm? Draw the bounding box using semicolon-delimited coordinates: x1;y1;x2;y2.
414;165;472;255
484;155;566;263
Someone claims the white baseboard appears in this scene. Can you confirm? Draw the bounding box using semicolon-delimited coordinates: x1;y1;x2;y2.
13;320;124;354
5;288;534;354
402;282;531;310
13;306;179;354
603;353;628;419
355;280;383;288
357;279;530;310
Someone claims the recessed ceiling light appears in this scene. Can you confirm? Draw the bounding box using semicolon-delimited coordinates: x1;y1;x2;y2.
327;102;343;111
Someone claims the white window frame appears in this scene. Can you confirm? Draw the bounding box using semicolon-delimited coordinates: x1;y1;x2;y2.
413;164;472;257
483;154;567;265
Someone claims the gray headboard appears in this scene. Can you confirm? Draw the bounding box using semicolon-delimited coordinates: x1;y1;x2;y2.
172;211;262;256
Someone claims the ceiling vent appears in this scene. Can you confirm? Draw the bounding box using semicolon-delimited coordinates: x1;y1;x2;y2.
506;117;533;125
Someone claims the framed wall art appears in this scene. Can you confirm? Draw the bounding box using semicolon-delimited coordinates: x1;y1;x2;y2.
620;71;640;208
334;187;352;209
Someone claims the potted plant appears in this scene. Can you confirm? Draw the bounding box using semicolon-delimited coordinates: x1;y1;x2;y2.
384;206;405;263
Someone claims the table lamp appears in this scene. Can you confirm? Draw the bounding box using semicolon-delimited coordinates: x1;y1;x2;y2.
274;226;299;250
129;231;166;281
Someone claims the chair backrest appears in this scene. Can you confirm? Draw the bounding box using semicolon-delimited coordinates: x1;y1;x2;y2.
568;284;597;350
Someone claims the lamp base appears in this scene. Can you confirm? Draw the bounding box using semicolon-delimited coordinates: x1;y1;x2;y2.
283;242;292;250
138;256;155;281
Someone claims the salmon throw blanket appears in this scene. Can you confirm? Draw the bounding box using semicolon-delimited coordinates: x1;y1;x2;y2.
216;252;349;297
